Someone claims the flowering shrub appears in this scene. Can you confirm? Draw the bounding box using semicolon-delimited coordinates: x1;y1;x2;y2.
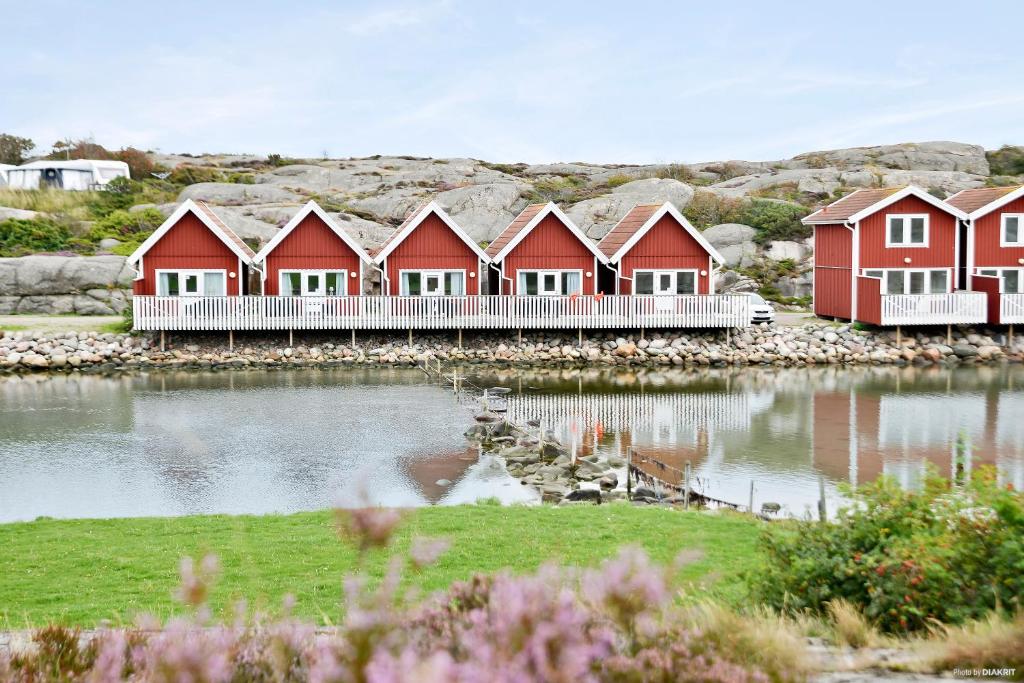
1;507;794;682
753;468;1024;633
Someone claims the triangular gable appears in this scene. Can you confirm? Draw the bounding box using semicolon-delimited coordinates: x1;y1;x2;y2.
372;201;488;264
253;200;373;264
488;201;607;264
127;199;254;265
803;186;966;225
948;185;1024;220
599;202;725;265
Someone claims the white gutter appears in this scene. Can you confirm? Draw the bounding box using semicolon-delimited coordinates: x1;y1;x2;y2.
603;262;626;295
845;221;858;321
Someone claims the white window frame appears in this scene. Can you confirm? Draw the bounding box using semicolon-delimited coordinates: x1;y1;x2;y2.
155;269;228;296
632;269;699;295
975;267;1024;294
885;214;930;248
515;269;584;296
861;268;951;295
278;269;349;296
1001;214;1024;247
398;269;467;296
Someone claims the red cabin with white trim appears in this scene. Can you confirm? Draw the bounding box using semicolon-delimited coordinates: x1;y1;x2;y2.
485;202;606;296
253;201;373;296
128;199;254;296
597;202;724;295
948;185;1024;324
802;186;982;326
372;201;487;296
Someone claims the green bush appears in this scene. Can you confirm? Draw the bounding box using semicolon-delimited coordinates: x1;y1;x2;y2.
683;191;746;230
86;176;143;217
0;217;74;255
987;145;1024;176
752;468;1024;633
87;208;165;242
167;165;224;185
740;200;811;244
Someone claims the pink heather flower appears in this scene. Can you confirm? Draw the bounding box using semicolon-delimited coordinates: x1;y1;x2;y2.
337;507;404;552
175;554;220;608
409;536;451;569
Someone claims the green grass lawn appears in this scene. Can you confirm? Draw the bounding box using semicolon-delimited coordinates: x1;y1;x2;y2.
0;504;763;628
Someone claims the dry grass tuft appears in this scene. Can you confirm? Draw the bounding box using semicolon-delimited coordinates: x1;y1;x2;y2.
915;612;1024;678
827;599;881;649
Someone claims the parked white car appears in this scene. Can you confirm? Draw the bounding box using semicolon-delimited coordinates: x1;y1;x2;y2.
748;293;776;324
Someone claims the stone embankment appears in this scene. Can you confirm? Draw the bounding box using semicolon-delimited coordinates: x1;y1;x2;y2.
0;324;1021;374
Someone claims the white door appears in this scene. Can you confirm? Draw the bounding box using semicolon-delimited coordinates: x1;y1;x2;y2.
302;273;325;296
654;272;674;295
423;272;444;296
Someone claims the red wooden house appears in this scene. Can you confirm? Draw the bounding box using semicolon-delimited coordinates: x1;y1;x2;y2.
597;202;724;295
128;199;255;296
372;201;488;296
801;186;984;326
947;185;1024;324
253;201;373;296
485;202;606;295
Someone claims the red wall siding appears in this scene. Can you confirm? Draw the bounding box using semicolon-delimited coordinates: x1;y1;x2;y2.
971;274;1002;324
501;214;598;295
973;196;1024;267
858;196;957;269
855;276;882;325
617;215;711;294
133;212;243;295
263;214;363;295
813;224;852;318
384;213;481;295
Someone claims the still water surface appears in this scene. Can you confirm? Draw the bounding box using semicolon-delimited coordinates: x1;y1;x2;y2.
0;365;1021;522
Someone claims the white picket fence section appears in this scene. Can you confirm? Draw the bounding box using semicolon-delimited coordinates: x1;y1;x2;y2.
880;292;987;326
1000;293;1024;324
132;294;750;331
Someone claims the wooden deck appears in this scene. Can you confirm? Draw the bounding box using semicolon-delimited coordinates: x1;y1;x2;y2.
879;292;987;326
132;294;751;331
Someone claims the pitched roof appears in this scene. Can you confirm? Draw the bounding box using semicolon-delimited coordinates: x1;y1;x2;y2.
372;200;489;264
802;188;904;224
252;200;372;264
194;201;255;258
485;204;545;258
127;199;254;265
597;202;725;265
946;185;1023;216
596;204;661;258
485;202;607;263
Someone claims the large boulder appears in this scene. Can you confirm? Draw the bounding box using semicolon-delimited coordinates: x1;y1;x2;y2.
178;182;304;206
567;178;695;237
435;182;525;241
0;255;133;314
765;240;809;262
205;206;281;242
878;170;985;195
791;141;989;175
0;207;40;221
703;224;757;268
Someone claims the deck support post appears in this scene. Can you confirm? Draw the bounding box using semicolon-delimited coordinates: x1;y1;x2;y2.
896;325;901;348
578;327;582;346
726;327;731;345
351;328;356;348
946;324;952;346
1009;324;1015;348
518;328;522;345
458;328;463;350
160;330;165;352
288;328;293;347
228;330;234;352
408;328;413;346
640;327;645;341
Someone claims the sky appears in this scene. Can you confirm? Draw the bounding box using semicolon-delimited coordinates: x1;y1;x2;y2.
2;0;1022;164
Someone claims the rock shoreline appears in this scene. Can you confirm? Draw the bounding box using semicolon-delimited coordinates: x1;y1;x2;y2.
1;324;1022;374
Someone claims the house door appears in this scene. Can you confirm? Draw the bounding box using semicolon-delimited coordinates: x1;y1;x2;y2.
654;272;675;295
302;273;325;296
423;272;444;296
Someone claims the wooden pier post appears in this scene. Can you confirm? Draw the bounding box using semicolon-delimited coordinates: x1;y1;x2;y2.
1010;324;1015;348
726;327;731;345
578;327;582;346
895;325;902;348
518;328;523;344
160;330;166;352
458;328;463;350
946;324;952;346
748;480;754;515
408;328;413;346
817;476;827;522
288;328;293;347
351;328;356;348
626;448;633;500
683;461;691;510
228;330;234;352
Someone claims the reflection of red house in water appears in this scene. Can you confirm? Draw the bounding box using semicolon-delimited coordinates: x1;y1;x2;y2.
403;447;479;503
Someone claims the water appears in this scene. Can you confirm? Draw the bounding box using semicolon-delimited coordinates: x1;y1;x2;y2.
0;365;1021;522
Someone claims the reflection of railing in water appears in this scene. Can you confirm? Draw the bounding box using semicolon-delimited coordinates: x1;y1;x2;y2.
504;392;751;433
629;452;740;509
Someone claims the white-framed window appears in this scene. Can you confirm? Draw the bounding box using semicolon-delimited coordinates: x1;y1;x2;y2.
862;268;949;295
886;214;929;247
400;270;465;296
633;269;698;295
1002;214;1023;247
516;270;582;296
156;270;227;296
977;268;1024;294
279;270;347;296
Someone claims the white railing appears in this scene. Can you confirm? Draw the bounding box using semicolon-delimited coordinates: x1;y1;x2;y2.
880;292;987;326
1001;293;1024;324
132;294;751;331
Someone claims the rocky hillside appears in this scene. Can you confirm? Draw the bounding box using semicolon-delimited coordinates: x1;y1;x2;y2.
2;141;1020;315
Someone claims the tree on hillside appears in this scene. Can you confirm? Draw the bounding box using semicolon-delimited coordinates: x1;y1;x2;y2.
0;133;35;164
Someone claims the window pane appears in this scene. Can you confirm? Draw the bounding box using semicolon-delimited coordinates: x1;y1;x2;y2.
910;217;925;243
326;272;342;295
980;270;998;277
1006;217;1020;243
887;271;905;294
865;270;883;279
204;272;225;296
523;272;538;295
563;271;581;294
402;272;421;295
158;272;179;296
1004;270;1020;294
635;272;654;295
930;270;947;294
676;271;695;294
289;273;301;296
444;272;464;295
184;274;200;294
425;276;441;294
306;274;321;294
909;271;925;294
889;217;904;244
542;273;557;293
